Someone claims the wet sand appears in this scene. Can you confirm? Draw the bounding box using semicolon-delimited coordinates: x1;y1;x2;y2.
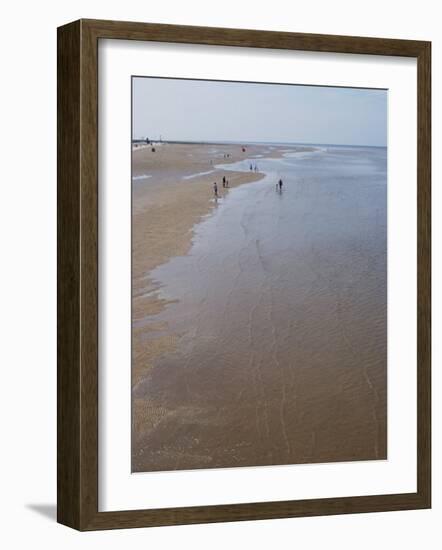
132;143;301;387
132;143;387;472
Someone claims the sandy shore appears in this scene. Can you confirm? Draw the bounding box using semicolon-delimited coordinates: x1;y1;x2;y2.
132;142;304;390
131;142;387;472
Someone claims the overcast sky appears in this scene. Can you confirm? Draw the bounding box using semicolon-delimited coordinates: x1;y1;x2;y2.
133;77;387;147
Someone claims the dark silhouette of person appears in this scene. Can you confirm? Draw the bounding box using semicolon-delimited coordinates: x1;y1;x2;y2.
213;182;218;197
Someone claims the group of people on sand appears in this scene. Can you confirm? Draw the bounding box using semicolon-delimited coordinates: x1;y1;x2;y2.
213;176;283;198
213;176;230;198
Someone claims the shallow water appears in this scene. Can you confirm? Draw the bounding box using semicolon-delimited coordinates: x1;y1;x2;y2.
132;146;387;472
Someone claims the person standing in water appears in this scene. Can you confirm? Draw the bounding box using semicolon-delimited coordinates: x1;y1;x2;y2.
213;182;218;198
278;178;283;192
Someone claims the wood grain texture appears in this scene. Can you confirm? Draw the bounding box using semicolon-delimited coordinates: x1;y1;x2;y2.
416;42;431;506
57;19;431;531
83;18;427;56
57;20;81;529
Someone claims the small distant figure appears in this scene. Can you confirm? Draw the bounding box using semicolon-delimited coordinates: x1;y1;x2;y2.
242;147;246;152
254;164;258;172
278;178;283;192
222;176;226;186
225;179;229;188
213;182;218;197
151;147;156;152
250;163;253;171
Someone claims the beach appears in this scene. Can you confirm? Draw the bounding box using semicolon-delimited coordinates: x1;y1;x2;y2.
132;142;387;472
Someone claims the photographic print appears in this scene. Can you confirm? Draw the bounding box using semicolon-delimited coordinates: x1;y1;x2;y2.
131;76;387;473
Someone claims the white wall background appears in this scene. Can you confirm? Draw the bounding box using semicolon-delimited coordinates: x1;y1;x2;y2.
0;0;439;547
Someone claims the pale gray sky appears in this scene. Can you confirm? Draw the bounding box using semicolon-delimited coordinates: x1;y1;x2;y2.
133;77;387;147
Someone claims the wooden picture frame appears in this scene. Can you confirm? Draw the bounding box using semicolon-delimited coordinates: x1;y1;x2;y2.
57;18;431;530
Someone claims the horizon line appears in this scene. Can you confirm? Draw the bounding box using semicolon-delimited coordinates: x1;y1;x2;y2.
131;138;387;148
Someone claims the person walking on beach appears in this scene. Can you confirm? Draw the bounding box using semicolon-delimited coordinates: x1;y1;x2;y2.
222;175;226;188
278;178;283;192
250;163;253;171
213;182;218;198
